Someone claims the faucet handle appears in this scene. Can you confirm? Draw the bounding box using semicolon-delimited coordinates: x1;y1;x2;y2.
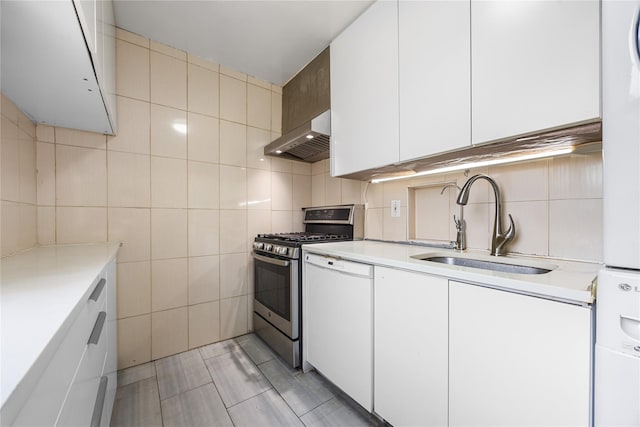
505;213;516;242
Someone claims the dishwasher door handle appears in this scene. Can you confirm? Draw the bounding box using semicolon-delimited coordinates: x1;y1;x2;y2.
305;254;372;278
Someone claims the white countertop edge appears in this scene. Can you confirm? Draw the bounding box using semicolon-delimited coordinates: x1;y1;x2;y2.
1;242;120;411
301;241;600;305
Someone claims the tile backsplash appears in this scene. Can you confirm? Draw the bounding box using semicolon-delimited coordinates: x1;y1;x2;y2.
357;153;603;262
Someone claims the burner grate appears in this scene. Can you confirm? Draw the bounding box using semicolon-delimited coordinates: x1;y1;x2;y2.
257;232;350;243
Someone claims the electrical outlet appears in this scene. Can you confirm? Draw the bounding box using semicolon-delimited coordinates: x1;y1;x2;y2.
391;200;400;217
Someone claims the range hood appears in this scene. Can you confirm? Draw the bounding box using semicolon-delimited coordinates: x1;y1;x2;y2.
264;110;330;163
265;47;331;163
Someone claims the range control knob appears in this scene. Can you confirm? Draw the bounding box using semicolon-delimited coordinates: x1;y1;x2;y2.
277;246;288;256
253;242;264;250
264;244;273;252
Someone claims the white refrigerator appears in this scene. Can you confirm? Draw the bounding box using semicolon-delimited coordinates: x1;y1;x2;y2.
596;1;640;425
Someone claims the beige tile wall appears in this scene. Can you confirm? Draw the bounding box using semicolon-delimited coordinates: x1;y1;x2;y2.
349;152;603;262
311;159;365;208
35;29;311;369
2;27;603;373
1;95;38;257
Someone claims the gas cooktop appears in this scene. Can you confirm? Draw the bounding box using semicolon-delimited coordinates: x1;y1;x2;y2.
256;232;351;243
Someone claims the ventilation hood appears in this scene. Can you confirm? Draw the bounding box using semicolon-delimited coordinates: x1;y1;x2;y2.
264;110;330;162
265;47;331;163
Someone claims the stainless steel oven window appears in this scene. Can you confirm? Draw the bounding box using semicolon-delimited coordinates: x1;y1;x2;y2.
253;253;299;338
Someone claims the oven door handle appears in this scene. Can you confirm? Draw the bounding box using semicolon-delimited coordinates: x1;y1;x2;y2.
253;253;291;267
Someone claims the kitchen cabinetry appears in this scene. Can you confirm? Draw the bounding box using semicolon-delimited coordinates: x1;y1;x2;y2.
331;0;471;175
1;244;119;427
303;253;374;411
1;0;117;134
374;267;448;426
448;280;592;426
330;0;399;176
330;0;600;177
471;0;600;144
399;0;470;161
11;261;117;427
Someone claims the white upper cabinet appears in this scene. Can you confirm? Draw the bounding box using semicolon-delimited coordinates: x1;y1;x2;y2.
330;0;400;177
471;0;600;144
1;0;117;135
399;0;471;161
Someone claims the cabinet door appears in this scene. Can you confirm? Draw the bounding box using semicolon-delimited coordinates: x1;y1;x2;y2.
399;0;470;161
471;0;600;144
304;260;373;411
374;267;448;426
449;281;592;426
330;0;399;177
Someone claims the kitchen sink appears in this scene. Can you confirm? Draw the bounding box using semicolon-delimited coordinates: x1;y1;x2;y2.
412;254;556;275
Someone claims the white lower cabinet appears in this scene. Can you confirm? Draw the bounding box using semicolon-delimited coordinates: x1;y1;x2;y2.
448;280;592;426
374;267;448;426
11;259;117;427
304;253;374;411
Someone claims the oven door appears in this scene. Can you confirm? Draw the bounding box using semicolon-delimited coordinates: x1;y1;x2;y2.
253;252;299;339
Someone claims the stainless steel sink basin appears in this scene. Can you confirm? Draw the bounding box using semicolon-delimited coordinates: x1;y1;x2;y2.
413;255;554;275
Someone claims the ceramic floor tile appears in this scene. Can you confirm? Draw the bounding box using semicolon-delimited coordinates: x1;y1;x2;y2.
117;362;156;387
228;389;304;427
110;377;162;427
113;333;381;427
299;395;379;427
259;358;335;416
155;349;212;400
204;348;272;407
199;338;242;360
235;333;277;365
161;383;234;427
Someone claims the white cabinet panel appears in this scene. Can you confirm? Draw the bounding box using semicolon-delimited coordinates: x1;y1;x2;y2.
8;261;116;427
303;254;373;411
374;267;448;426
57;305;108;427
330;0;399;176
1;0;116;134
449;281;592;426
399;0;470;161
471;0;600;144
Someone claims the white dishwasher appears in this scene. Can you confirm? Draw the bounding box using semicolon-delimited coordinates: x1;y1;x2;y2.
303;252;373;412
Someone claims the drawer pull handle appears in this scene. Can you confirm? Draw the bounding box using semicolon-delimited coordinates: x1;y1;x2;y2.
90;376;108;427
88;312;106;345
89;278;106;302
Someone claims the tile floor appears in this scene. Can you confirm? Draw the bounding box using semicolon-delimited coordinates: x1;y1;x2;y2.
110;333;382;426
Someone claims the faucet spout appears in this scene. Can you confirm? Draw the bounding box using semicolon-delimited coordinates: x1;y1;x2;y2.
456;174;515;256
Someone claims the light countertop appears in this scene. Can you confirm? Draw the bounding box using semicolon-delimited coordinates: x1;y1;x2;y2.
1;243;120;409
302;240;600;305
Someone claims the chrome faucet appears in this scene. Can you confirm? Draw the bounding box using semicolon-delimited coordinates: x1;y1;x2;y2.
456;174;515;256
441;183;466;251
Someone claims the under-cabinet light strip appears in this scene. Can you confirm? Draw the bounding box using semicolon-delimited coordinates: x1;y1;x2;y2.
370;147;575;184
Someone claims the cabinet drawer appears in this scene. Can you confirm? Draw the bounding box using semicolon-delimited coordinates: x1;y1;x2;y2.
12;274;107;426
57;309;109;426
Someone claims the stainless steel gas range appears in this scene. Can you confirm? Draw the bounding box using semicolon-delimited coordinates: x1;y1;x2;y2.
252;204;364;368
